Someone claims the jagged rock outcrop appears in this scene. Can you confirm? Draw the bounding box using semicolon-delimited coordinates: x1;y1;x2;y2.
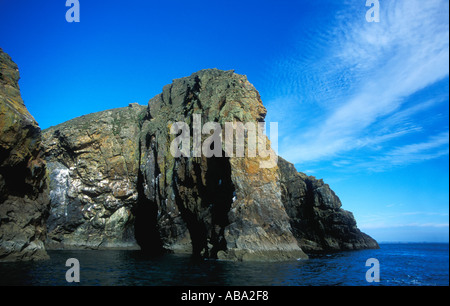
0;48;50;261
41;68;378;260
279;157;379;251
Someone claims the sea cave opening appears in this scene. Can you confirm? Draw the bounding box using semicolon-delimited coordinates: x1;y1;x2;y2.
132;171;164;256
173;155;235;259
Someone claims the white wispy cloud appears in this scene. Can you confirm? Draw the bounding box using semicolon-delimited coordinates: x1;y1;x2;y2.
266;0;449;171
379;131;449;163
357;131;450;171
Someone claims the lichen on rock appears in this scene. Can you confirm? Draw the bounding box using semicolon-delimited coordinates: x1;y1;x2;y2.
42;104;147;250
0;48;50;261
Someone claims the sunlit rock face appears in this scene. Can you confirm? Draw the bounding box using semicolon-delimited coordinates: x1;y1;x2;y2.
0;48;50;262
42;104;146;250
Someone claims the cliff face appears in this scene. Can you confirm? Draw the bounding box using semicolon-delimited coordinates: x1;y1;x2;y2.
41;69;378;260
42;104;147;249
0;49;50;261
279;157;379;251
138;70;306;260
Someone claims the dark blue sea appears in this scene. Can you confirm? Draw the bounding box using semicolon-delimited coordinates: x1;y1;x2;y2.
0;243;448;286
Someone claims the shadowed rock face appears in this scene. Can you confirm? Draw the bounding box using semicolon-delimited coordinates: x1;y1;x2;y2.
0;48;50;262
279;157;379;252
39;68;378;261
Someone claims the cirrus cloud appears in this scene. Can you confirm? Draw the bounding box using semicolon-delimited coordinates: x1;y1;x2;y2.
265;0;449;171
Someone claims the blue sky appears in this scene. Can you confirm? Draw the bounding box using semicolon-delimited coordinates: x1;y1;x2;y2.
0;0;448;242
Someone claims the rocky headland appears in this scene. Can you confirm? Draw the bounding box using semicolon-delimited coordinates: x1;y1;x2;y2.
0;49;378;262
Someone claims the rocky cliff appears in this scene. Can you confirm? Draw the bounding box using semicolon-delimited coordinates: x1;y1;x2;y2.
137;70;305;260
0;48;50;261
42;104;146;250
0;47;378;261
279;157;378;252
42;68;378;260
43;70;308;260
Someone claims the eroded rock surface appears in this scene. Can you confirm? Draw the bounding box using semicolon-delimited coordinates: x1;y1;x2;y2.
0;48;50;261
42;104;146;249
279;157;379;251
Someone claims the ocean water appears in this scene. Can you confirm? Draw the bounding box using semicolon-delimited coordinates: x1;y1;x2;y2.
0;243;448;286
